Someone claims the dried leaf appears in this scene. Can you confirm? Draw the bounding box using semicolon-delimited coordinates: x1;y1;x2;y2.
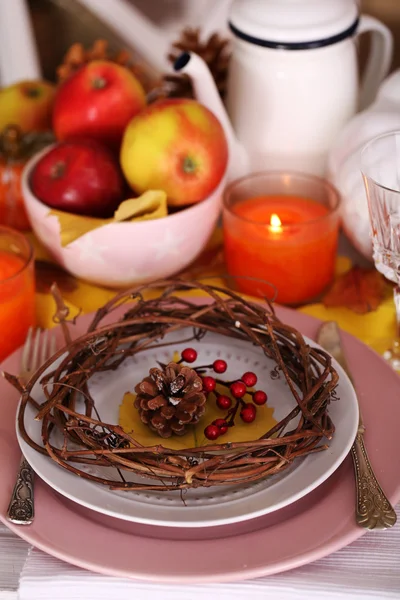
323;266;391;314
50;190;167;247
113;191;167;222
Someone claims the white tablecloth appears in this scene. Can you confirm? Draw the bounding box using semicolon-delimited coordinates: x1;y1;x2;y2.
0;523;28;600
2;508;400;600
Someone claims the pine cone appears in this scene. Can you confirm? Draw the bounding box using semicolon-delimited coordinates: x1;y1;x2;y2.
161;73;193;100
56;39;153;92
134;362;207;438
162;27;231;100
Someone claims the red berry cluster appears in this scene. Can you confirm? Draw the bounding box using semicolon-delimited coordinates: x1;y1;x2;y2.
204;419;228;440
179;348;268;441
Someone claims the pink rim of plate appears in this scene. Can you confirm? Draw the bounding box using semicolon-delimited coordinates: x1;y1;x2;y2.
1;304;400;583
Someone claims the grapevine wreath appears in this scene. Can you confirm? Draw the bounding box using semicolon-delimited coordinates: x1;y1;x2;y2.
7;280;339;492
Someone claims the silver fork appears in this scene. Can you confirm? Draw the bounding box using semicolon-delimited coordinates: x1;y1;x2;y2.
7;328;57;525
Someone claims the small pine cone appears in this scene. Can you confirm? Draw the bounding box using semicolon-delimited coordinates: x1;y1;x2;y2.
164;27;231;99
162;73;194;99
134;362;206;438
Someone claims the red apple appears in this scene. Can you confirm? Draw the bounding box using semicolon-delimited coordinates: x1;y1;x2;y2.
52;60;147;149
120;98;228;206
30;140;125;217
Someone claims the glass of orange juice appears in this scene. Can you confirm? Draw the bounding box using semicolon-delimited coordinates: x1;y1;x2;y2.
0;227;35;362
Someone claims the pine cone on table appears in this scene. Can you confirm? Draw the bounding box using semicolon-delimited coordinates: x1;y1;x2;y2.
134;362;207;438
161;27;231;100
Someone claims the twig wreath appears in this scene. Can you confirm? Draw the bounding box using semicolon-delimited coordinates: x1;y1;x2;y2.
6;280;339;492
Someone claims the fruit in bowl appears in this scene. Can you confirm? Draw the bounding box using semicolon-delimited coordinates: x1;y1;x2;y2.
22;149;225;288
0;80;55;133
21;65;228;287
30;140;125;218
53;60;147;149
120;98;228;206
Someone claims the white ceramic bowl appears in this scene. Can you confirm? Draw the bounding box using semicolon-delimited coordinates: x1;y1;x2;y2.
22;149;224;288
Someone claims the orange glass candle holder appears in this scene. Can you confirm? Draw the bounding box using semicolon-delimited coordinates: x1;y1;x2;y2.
223;172;340;305
0;227;35;362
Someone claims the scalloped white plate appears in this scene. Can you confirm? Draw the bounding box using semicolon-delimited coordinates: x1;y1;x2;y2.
17;330;358;528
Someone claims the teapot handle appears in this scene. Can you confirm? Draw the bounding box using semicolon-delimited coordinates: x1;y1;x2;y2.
356;15;393;111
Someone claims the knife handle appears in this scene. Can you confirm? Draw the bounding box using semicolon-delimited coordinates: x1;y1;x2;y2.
6;457;35;525
351;428;397;530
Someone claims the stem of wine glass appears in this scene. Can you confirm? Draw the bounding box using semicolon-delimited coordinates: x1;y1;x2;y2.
385;285;400;371
394;285;400;337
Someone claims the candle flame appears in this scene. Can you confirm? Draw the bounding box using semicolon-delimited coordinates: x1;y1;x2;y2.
269;213;282;232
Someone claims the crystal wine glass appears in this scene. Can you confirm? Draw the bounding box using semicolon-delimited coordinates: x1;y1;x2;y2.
361;130;400;370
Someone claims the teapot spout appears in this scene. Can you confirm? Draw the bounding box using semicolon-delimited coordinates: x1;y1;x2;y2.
174;52;248;181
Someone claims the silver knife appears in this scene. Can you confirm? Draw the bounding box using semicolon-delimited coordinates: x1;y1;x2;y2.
317;321;397;530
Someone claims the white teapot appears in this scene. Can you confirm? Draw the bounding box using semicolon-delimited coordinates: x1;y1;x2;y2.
174;0;393;179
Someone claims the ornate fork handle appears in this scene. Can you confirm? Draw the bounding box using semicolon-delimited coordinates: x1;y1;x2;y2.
351;425;397;530
7;457;35;525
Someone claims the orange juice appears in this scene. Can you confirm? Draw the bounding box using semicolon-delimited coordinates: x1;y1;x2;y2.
0;232;35;362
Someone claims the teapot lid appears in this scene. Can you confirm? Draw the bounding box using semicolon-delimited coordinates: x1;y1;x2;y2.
229;0;359;49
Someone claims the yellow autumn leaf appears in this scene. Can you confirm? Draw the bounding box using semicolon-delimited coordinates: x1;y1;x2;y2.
300;295;396;357
119;384;277;451
50;190;168;247
35;292;81;330
113;191;167;222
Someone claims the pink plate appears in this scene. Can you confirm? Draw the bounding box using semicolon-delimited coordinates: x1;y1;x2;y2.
1;306;400;583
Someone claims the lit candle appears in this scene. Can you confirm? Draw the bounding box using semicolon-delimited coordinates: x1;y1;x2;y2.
0;227;35;362
223;173;340;305
269;213;282;233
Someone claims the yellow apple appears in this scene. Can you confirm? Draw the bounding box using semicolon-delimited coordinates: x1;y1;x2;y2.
0;80;55;133
120;98;228;206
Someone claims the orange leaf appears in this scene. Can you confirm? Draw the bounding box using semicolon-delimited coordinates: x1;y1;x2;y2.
323;266;390;314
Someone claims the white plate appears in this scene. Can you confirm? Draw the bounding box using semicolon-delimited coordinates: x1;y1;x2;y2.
17;330;358;528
